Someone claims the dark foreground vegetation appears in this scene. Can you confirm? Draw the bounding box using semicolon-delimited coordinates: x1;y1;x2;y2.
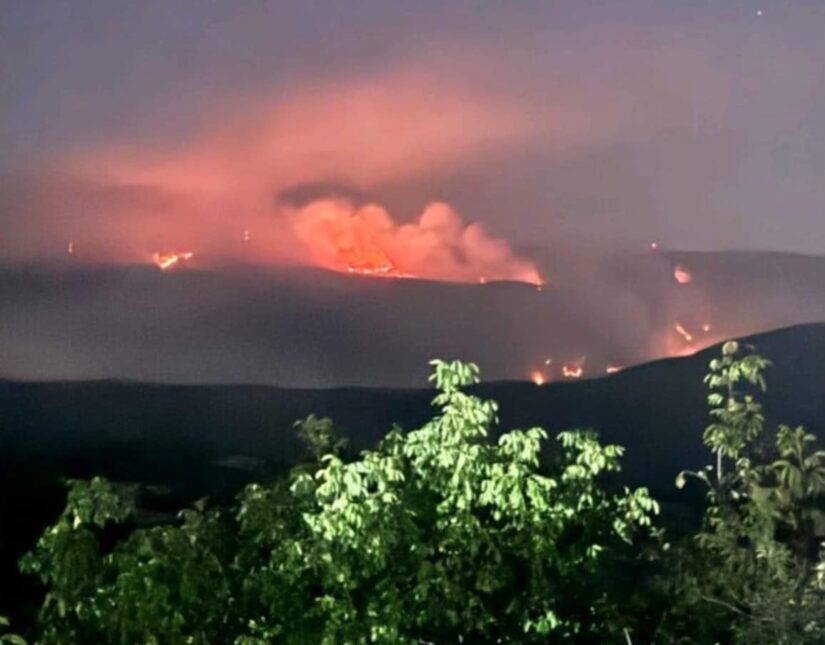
3;343;825;643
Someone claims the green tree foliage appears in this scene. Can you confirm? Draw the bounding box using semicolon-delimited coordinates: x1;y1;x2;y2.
0;616;28;645
673;341;825;643
20;360;658;644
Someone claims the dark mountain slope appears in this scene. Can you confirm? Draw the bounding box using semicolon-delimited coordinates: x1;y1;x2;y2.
1;322;822;494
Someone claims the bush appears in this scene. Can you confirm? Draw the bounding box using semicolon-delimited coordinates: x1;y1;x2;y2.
20;360;658;644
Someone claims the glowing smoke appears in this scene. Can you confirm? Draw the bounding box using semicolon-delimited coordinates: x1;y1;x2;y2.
291;199;542;284
0;69;548;284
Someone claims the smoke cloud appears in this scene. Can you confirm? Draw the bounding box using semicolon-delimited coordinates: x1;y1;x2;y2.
291;199;542;284
0;69;547;284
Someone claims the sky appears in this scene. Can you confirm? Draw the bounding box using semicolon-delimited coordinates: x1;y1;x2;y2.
1;0;824;264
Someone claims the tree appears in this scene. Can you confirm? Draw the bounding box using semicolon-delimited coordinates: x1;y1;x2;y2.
674;341;825;644
20;360;659;644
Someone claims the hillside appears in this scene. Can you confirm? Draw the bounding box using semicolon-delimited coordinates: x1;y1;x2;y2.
2;322;822;494
1;250;824;387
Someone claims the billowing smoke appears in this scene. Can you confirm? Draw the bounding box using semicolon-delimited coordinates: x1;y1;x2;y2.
291;199;542;284
0;68;548;285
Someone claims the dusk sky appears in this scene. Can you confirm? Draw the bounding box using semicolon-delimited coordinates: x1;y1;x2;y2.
1;0;824;265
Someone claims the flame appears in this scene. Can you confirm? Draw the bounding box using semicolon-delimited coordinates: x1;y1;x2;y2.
340;241;402;278
673;265;693;284
665;321;719;358
562;361;585;379
606;364;623;374
67;241;74;255
530;370;546;386
153;251;194;271
650;241;658;251
674;323;693;343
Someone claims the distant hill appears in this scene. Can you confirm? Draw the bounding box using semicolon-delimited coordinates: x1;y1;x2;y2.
2;321;823;493
1;322;824;621
0;250;824;387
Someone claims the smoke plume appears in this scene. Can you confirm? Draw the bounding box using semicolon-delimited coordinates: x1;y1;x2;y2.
291;199;542;284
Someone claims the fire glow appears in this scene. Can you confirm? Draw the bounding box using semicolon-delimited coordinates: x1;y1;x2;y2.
674;323;693;343
292;200;543;285
673;265;693;284
562;361;585;379
153;251;194;271
56;70;548;286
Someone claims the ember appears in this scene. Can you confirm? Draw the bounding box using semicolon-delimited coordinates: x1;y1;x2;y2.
674;323;693;343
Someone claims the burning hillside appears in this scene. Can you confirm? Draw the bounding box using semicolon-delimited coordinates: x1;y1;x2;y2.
1;244;823;388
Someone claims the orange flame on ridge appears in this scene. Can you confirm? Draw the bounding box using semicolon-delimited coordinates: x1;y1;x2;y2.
562;360;585;379
153;251;194;271
530;370;546;386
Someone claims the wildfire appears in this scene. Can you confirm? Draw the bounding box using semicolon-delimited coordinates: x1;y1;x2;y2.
673;265;693;284
346;255;401;277
606;365;623;374
153;251;194;271
674;323;693;343
67;241;74;255
666;321;717;358
562;361;585;379
292;200;542;285
530;370;547;386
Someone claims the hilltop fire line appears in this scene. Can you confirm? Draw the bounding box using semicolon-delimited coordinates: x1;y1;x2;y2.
141;240;713;384
153;251;194;271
